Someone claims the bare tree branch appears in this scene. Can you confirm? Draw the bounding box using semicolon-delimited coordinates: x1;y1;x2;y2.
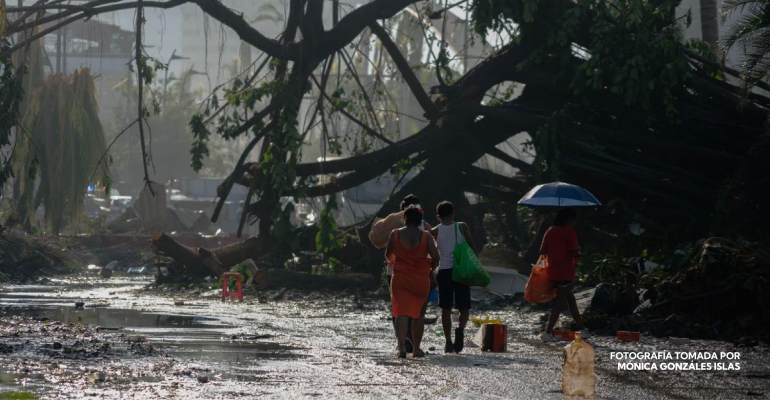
295;152;429;197
86;118;139;190
135;0;154;195
212;119;276;222
3;0;188;59
311;74;395;145
336;47;388;140
188;0;420;63
486;147;534;174
369;22;440;121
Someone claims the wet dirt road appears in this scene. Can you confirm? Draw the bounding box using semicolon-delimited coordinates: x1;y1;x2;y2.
1;277;769;399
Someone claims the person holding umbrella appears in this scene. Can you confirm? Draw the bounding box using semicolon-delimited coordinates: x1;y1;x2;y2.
539;208;589;342
517;182;599;342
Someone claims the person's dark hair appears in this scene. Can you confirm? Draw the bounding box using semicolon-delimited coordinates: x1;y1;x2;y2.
404;206;423;227
400;194;421;210
553;208;578;226
436;201;454;218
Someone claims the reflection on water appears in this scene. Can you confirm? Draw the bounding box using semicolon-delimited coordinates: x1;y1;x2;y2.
0;305;305;365
1;307;229;329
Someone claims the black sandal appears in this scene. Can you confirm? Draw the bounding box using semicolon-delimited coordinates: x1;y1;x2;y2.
454;328;465;353
413;349;426;358
398;351;407;359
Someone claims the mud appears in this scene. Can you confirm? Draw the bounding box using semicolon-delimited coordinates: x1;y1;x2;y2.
1;277;769;399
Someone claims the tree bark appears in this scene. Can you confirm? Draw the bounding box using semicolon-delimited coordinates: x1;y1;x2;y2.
700;0;719;52
151;231;265;276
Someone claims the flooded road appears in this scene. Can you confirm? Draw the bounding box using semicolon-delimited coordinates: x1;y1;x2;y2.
1;277;769;399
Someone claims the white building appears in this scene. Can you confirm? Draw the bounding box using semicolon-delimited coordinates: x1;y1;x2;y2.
677;0;744;70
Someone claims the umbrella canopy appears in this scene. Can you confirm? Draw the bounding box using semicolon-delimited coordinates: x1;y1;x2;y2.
518;182;601;208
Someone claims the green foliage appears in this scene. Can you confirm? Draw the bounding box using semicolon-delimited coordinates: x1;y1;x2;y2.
579;253;637;285
217;260;255;290
0;392;39;400
469;0;522;39
532;118;562;182
507;0;692;181
566;0;690;120
189;114;210;172
312;256;349;275
684;39;724;80
722;0;770;93
315;194;344;253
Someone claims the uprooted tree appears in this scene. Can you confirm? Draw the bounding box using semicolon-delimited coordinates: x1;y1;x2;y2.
1;0;768;277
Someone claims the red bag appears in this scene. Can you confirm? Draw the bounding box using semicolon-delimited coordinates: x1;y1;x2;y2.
524;256;556;303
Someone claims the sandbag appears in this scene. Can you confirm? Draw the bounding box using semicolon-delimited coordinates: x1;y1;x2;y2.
368;211;404;249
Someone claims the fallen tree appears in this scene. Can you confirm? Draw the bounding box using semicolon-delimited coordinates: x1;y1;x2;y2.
3;0;768;276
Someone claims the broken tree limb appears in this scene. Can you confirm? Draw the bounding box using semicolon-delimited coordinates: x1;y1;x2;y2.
369;22;440;121
151;231;265;276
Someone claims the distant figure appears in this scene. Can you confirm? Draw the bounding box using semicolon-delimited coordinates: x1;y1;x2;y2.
431;201;478;353
540;208;589;342
386;205;440;358
386;194;432;354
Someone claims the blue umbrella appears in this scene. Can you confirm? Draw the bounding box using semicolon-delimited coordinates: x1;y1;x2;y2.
518;182;601;208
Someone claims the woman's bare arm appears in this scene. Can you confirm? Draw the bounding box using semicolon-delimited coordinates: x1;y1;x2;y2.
385;231;395;260
426;234;440;268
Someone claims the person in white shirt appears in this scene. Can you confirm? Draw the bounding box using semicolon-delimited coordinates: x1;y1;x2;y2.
431;201;477;353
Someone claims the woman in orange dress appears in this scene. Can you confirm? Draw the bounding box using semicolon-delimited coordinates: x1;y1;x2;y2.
385;205;440;358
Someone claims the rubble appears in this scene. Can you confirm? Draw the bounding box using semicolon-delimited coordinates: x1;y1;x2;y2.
0;231;83;282
584;237;770;343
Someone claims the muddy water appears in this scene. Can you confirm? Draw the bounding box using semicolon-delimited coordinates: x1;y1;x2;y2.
1;278;770;399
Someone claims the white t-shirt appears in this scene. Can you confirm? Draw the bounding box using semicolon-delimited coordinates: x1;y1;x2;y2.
387;221;428;276
436;223;464;270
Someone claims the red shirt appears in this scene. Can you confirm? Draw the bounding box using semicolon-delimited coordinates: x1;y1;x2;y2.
541;226;579;281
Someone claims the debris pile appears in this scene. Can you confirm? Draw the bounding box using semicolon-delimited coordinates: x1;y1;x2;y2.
584;238;770;343
0;231;83;281
638;238;770;343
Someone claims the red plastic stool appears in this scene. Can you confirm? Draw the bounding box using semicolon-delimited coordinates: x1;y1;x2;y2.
221;272;243;302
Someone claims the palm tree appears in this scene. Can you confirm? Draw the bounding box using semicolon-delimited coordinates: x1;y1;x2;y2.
701;0;720;51
722;0;770;92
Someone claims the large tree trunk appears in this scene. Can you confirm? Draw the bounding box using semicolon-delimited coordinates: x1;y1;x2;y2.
151;232;265;277
151;224;378;277
700;0;719;52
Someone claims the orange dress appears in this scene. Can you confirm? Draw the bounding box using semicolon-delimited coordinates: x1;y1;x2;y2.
391;231;431;318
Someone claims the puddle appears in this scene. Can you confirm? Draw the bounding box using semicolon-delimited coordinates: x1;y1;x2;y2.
0;307;232;330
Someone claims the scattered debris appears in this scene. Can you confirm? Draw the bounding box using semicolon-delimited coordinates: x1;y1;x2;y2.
0;231;83;282
589;283;639;317
127;267;149;275
99;267;113;279
668;337;690;345
634;238;770;342
616;331;640;342
126;335;147;343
